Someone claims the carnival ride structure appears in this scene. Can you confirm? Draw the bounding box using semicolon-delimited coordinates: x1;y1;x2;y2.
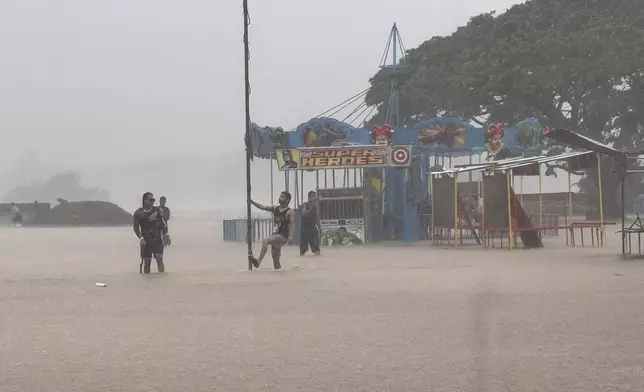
238;23;616;251
245;24;568;246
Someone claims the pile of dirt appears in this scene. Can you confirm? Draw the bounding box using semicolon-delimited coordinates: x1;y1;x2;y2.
28;201;132;226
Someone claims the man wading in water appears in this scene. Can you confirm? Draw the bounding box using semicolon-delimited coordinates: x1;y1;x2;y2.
249;191;294;270
10;202;22;227
133;192;169;274
299;190;320;256
158;196;171;246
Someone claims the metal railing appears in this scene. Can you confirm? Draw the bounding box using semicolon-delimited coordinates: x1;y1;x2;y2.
223;214;559;243
420;213;559;242
527;213;559;236
222;219;273;242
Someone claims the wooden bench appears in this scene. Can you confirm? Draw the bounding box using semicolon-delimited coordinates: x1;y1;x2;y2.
617;214;644;257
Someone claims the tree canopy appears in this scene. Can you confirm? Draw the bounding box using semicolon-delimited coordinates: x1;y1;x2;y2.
366;0;644;150
366;0;644;216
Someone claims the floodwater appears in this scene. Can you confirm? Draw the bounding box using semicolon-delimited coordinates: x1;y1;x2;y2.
2;218;644;391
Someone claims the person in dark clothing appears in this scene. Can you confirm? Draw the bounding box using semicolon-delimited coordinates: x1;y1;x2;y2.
159;196;170;220
133;192;169;274
248;191;294;270
299;190;320;256
158;196;171;246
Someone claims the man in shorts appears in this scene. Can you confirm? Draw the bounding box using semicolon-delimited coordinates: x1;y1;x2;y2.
133;192;169;274
248;191;294;270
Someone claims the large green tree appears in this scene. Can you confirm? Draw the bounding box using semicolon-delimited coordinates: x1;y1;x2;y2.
367;0;644;216
368;0;644;143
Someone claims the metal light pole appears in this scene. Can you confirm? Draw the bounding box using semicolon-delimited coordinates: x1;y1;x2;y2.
242;0;253;270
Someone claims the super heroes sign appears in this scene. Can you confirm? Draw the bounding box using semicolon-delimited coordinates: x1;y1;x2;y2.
300;146;387;168
275;145;412;170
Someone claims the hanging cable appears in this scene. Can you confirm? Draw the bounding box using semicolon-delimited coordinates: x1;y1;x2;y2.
357;105;378;127
397;33;407;63
384;87;396;124
314;87;372;118
347;105;371;127
344;81;390;125
286;87;372;132
379;32;393;68
341;101;367;123
405;82;448;116
327;91;368;119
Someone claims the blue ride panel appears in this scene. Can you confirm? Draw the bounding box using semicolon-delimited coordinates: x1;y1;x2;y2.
250;116;544;157
249;116;546;242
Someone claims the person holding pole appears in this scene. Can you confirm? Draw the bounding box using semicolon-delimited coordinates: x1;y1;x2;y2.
248;191;294;270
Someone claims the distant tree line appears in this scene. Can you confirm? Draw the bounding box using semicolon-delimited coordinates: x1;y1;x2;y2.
2;172;109;204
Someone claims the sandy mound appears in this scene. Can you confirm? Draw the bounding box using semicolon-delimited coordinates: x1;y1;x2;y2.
28;200;132;226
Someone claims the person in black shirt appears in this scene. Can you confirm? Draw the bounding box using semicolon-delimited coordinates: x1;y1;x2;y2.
133;192;169;274
299;190;320;256
248;191;294;270
158;196;171;246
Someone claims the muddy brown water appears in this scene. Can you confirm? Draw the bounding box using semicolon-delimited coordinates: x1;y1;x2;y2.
2;222;644;391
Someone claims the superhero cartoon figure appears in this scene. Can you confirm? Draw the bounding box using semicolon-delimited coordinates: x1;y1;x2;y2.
303;126;347;147
370;124;394;145
323;226;363;246
516;118;543;150
417;122;466;147
485;123;504;158
266;126;289;149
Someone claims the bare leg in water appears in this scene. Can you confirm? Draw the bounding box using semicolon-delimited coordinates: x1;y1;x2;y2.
250;235;283;269
251;238;270;268
143;257;152;274
271;243;282;270
154;254;165;273
144;255;165;273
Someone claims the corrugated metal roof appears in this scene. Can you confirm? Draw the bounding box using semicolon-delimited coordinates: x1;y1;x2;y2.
535;150;592;164
431;164;519;175
430;151;594;174
543;128;624;158
489;156;544;171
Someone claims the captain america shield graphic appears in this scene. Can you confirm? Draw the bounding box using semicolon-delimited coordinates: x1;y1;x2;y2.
390;147;410;165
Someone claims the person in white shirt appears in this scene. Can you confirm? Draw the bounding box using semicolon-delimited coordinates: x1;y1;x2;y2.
10;202;22;227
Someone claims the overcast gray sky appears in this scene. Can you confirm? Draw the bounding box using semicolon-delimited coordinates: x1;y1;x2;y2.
3;1;550;209
1;0;523;166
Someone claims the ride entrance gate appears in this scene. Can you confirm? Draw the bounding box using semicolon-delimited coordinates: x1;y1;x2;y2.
317;187;367;245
